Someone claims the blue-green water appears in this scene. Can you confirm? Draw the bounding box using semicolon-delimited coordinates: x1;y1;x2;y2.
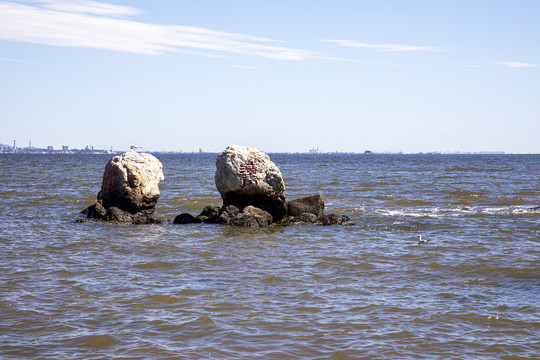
1;153;538;359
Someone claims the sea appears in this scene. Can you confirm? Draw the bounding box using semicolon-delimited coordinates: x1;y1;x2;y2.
0;153;538;359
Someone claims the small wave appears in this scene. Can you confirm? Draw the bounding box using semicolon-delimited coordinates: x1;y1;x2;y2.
66;198;95;205
493;196;528;206
166;197;220;211
445;166;479;172
134;260;179;269
374;194;396;200
262;274;286;283
365;220;427;232
186;315;215;325
32;195;64;203
480;206;539;215
445;166;514;172
314;256;348;262
446;189;486;200
528;206;540;213
294;306;321;313
69;333;120;348
375;207;466;218
393;199;432;206
146;294;186;303
459;277;487;285
448;264;539;280
384;329;414;339
176;289;201;296
0;189;18;195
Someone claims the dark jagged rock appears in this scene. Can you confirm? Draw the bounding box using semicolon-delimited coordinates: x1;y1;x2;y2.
133;214;162;225
294;212;319;224
82;200;107;220
178;197;353;227
176;204;273;227
199;205;223;223
222;192;287;223
106;207;134;222
287;194;324;218
230;206;273;227
216;205;241;225
276;213;319;226
173;213;202;224
319;214;354;226
200;205;221;218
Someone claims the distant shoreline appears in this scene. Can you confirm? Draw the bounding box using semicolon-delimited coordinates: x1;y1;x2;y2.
2;151;537;155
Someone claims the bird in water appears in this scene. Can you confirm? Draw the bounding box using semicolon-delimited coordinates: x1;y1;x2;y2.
130;144;142;151
417;235;430;244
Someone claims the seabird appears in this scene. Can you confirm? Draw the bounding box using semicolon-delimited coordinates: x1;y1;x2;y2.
417;235;430;244
130;144;142;151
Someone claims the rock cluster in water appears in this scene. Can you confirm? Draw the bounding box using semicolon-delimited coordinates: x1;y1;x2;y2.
174;145;353;227
82;151;164;224
81;145;353;227
174;194;353;227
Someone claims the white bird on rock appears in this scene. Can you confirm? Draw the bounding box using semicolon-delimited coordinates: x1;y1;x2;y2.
130;144;142;151
417;235;430;244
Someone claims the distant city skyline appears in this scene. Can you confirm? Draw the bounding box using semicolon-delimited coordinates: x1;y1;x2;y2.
1;0;539;153
0;140;116;154
0;140;519;155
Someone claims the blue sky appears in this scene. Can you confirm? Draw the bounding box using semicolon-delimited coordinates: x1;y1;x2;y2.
1;0;539;153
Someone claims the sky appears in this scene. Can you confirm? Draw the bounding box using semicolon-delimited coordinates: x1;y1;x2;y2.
1;0;539;153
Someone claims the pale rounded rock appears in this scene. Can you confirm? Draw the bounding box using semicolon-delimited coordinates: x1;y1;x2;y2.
97;151;164;214
215;145;287;220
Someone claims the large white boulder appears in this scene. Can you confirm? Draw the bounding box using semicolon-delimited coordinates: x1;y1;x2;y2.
97;151;164;214
215;145;287;220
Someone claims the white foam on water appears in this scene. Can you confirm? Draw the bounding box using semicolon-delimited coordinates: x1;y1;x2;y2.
374;205;538;218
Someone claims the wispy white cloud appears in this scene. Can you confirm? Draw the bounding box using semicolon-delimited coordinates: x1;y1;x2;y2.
35;0;142;17
322;39;445;52
0;1;322;60
0;56;30;62
494;61;539;68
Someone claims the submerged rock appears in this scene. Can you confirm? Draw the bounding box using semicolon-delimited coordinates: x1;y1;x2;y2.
132;214;162;225
174;202;353;227
173;213;202;224
82;200;107;220
174;204;273;228
215;145;287;221
216;205;241;225
296;213;319;223
275;213;319;226
106;206;133;222
196;205;220;223
230;205;273;227
319;214;354;226
200;205;220;217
